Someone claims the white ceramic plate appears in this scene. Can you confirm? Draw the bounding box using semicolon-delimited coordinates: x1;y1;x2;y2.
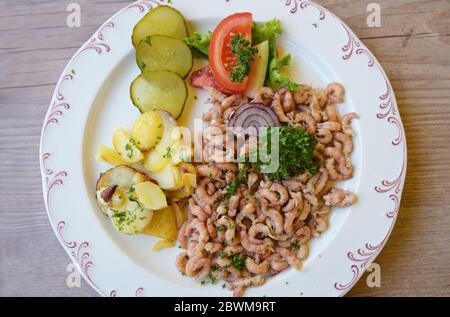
39;0;407;297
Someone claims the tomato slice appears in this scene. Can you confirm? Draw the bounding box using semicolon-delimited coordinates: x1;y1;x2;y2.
209;12;253;94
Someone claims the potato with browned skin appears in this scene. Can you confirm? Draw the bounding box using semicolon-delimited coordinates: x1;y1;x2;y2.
96;166;153;235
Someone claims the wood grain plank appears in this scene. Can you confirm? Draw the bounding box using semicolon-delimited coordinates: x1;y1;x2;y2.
0;0;449;297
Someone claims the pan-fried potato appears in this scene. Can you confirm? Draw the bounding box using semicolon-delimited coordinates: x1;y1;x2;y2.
96;166;154;235
167;187;193;201
112;128;144;163
97;146;128;166
142;147;171;172
151;239;176;252
96;165;145;191
170;141;193;165
134;181;168;210
171;200;187;228
148;163;183;190
143;206;177;240
131;111;163;151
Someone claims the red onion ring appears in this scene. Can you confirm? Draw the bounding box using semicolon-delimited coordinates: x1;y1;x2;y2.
228;103;280;132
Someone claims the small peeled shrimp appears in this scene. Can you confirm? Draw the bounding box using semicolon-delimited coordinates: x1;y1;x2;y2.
296;225;312;244
325;104;339;122
327;82;345;104
268;254;289;272
207;218;217;239
315;168;329;194
325;158;342;181
186;218;209;244
293;112;316;134
339;191;357;207
248;223;271;244
223;245;244;256
188;198;209;221
309;95;322;121
256;183;288;207
313;88;328;108
245;257;270;275
265;209;284;235
247;172;260;192
215;162;238;172
270;183;289;205
196;164;221;180
175;252;188;274
221;95;238;112
293;85;311;104
228;191;241;217
338;158;353;178
187;240;201;257
229;275;265;297
283;212;297;236
254;87;274;105
317;121;342;132
177;222;189;249
341;112;359;136
276;247;302;270
298;201;311;221
205;242;223;253
313;215;328;234
303;192;318;207
316;128;333;144
236;203;256;229
282;199;296;213
324;145;344;161
217;216;236;245
196;178;222;206
278;88;295;113
323;189;357;207
271;91;291;123
296;244;309;260
282;178;304;191
241;230;273;254
334;132;353;155
202;101;222;122
185;254;211;279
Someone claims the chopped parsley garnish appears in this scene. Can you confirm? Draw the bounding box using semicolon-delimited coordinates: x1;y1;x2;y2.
211;264;218;272
223;163;249;198
210;275;217;285
291;242;300;251
230;253;247;271
224;181;237;198
229;34;258;83
138;60;146;70
124;143;132;159
127;186;143;211
163;146;172;159
217;225;226;232
254;126;318;180
222;283;227;289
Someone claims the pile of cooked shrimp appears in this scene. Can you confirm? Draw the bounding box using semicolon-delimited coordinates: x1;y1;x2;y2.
176;83;358;296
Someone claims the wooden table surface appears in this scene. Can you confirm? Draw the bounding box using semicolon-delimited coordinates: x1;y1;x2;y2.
1;0;449;297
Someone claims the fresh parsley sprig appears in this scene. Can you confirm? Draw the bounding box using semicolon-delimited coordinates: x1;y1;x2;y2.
229;34;258;83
